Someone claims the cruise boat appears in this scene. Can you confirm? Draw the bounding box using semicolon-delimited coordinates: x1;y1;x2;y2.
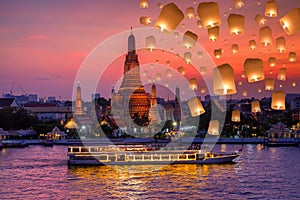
67;144;240;165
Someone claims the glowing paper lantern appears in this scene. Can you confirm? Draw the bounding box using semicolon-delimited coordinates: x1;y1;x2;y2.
255;14;267;26
156;73;162;82
241;71;246;78
154;3;184;32
213;64;237;95
188;97;205;116
199;66;206;75
208;120;220;135
265;78;275;90
238;80;242;86
244;58;265;82
268;57;276;67
189;78;198;90
289;52;296;62
258;88;262;93
231;110;241;122
233;0;244;9
252;100;261;113
265;0;277;17
242;89;248;97
140;0;148;8
178;66;186;75
184;52;192;64
277;68;287;81
214;49;222;59
275;37;286;53
145;35;156;51
231;44;239;54
200;86;206;93
208;26;219;41
280;8;300;35
197;20;203;28
197;2;222;29
174;31;180;38
271;90;285;110
227;14;245;35
183;31;198;49
197;51;203;58
259;26;272;46
157;2;163;8
249;40;256;50
140;16;152;26
292;82;297;87
186;7;195;19
166;69;172;78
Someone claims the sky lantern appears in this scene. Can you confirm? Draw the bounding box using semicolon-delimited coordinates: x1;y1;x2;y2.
200;86;206;93
214;49;222;59
289;52;296;62
252;100;261;113
199;66;206;75
177;66;186;75
197;2;222;29
140;16;152;26
241;71;246;78
186;7;195;19
242;89;248;97
238;80;242;86
275;37;286;53
189;78;198;90
188;97;205;116
292;82;297;87
166;69;172;78
213;64;237;95
174;31;179;38
197;20;203;28
259;26;272;46
147;76;153;83
258;88;262;93
255;14;267;26
231;44;239;54
142;70;148;77
227;14;245;35
265;78;275;90
145;35;156;51
231;110;241;122
277;68;287;81
166;60;170;66
184;52;192;64
156;73;162;82
157;2;163;8
154;3;184;32
271;90;285;110
233;0;244;9
140;0;148;8
183;31;198;49
244;58;265;82
208;120;220;135
265;0;277;17
249;40;256;50
197;51;203;58
279;8;300;35
208;26;219;41
268;57;276;67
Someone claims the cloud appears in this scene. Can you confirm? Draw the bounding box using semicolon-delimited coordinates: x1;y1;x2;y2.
21;34;49;42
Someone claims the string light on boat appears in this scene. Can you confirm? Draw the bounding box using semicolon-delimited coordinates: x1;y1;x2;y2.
265;78;275;90
197;2;222;29
279;8;300;35
244;58;265;83
213;64;237;95
231;110;241;122
271;90;285;110
227;14;245;35
188;97;205;116
259;26;272;46
255;14;267;26
265;0;277;17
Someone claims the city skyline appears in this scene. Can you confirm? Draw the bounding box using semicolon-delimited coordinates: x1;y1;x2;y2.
1;0;300;101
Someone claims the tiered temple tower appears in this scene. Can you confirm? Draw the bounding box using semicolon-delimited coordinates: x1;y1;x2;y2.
75;82;83;115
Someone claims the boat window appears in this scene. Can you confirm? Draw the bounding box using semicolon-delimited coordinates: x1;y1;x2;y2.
72;147;80;152
188;154;196;159
81;147;89;152
179;154;186;159
68;147;72;152
98;155;108;161
144;155;151;160
161;155;169;160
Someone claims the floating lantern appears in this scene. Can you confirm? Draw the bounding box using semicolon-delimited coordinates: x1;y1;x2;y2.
156;73;162;82
277;68;287;81
292;82;297;87
265;0;277;17
140;16;152;26
208;120;220;135
244;58;265;82
188;97;205;116
208;26;219;41
214;49;222;59
197;2;221;29
184;52;192;64
147;76;153;83
255;14;267;26
258;88;262;93
238;80;242;86
268;57;276;67
259;26;272;46
200;86;206;93
183;31;198;49
227;14;245;35
197;20;203;28
271;90;285;110
142;70;148;77
231;44;239;54
166;60;170;66
249;40;256;50
275;37;286;53
265;78;275;90
231;110;241;122
241;71;246;78
157;2;163;8
252;100;261;113
233;0;244;9
242;89;248;97
154;3;184;32
174;31;180;38
279;8;300;35
178;66;186;75
145;35;156;51
140;0;148;8
199;66;206;75
165;82;169;87
166;69;172;78
198;51;203;58
289;52;296;62
186;7;195;19
189;78;198;90
213;64;237;95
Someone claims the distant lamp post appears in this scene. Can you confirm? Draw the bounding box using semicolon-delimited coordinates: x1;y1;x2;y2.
188;97;205;117
271;90;285;110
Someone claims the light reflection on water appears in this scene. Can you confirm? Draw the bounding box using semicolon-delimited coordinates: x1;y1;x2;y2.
0;145;299;199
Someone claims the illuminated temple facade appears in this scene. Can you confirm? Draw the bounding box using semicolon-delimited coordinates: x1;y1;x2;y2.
112;29;151;120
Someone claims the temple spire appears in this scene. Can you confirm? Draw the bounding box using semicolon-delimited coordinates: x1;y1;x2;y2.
128;27;136;53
